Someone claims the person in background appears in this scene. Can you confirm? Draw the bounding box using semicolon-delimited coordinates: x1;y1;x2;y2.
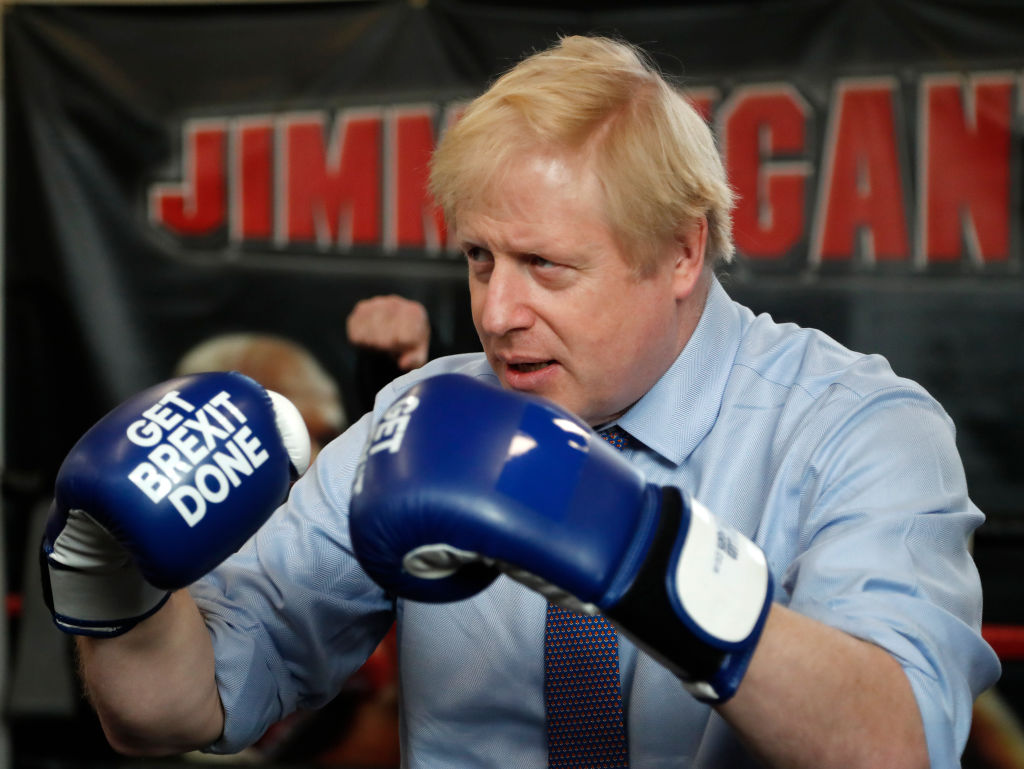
175;333;346;465
172;306;432;767
10;315;423;767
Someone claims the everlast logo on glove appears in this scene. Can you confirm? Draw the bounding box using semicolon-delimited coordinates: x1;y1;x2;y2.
125;389;270;526
368;394;420;456
352;393;420;495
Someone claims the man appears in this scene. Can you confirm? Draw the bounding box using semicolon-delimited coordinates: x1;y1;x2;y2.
45;35;997;768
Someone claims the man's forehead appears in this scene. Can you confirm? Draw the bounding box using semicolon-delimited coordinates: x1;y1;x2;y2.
453;211;563;254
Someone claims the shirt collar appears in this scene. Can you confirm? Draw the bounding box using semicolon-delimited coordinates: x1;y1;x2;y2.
616;277;743;466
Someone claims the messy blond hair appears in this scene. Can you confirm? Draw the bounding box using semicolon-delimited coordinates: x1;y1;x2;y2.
429;35;734;275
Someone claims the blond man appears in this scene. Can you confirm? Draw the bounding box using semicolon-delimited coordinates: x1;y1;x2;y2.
54;36;997;769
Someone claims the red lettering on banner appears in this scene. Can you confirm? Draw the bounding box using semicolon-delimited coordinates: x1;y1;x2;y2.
282;110;381;248
387;106;446;252
919;73;1013;265
232;117;274;242
811;79;909;263
146;77;1020;274
150;120;227;236
720;85;811;259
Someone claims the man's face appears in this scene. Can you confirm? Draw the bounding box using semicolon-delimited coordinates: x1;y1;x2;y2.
456;151;702;426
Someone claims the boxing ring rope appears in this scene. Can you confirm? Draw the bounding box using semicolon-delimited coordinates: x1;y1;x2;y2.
984;625;1024;662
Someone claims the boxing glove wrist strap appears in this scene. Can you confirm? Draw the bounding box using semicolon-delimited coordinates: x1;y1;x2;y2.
42;507;170;637
606;487;773;703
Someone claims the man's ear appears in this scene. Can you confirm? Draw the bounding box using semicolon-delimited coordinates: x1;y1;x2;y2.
671;216;708;300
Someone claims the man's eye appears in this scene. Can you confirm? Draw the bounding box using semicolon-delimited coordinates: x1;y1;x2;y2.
465;246;490;262
529;254;555;268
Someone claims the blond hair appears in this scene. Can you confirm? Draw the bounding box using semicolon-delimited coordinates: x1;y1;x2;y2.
429;35;734;274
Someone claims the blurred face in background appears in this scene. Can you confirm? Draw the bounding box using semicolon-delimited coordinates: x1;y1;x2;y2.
239;346;344;464
176;335;345;465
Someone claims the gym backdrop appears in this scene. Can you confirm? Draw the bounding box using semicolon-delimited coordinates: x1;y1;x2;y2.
3;1;1023;767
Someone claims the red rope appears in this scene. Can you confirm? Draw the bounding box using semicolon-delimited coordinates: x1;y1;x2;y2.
983;624;1024;661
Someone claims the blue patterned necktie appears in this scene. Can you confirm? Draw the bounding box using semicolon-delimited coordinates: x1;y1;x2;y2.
543;427;631;769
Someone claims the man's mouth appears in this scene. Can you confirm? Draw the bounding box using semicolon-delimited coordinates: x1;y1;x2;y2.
508;361;554;373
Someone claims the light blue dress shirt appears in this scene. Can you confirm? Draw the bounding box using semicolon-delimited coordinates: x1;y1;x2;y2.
192;277;1000;767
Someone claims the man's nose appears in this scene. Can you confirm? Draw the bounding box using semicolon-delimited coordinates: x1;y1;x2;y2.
477;260;534;337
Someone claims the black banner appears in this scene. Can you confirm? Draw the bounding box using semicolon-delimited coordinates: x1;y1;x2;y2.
5;1;1024;552
5;2;1024;762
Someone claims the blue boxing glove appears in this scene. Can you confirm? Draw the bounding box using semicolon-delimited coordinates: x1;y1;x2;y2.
349;374;772;702
42;372;310;637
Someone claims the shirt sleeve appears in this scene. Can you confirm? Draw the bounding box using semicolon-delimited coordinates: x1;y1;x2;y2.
190;411;395;754
780;387;1001;767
